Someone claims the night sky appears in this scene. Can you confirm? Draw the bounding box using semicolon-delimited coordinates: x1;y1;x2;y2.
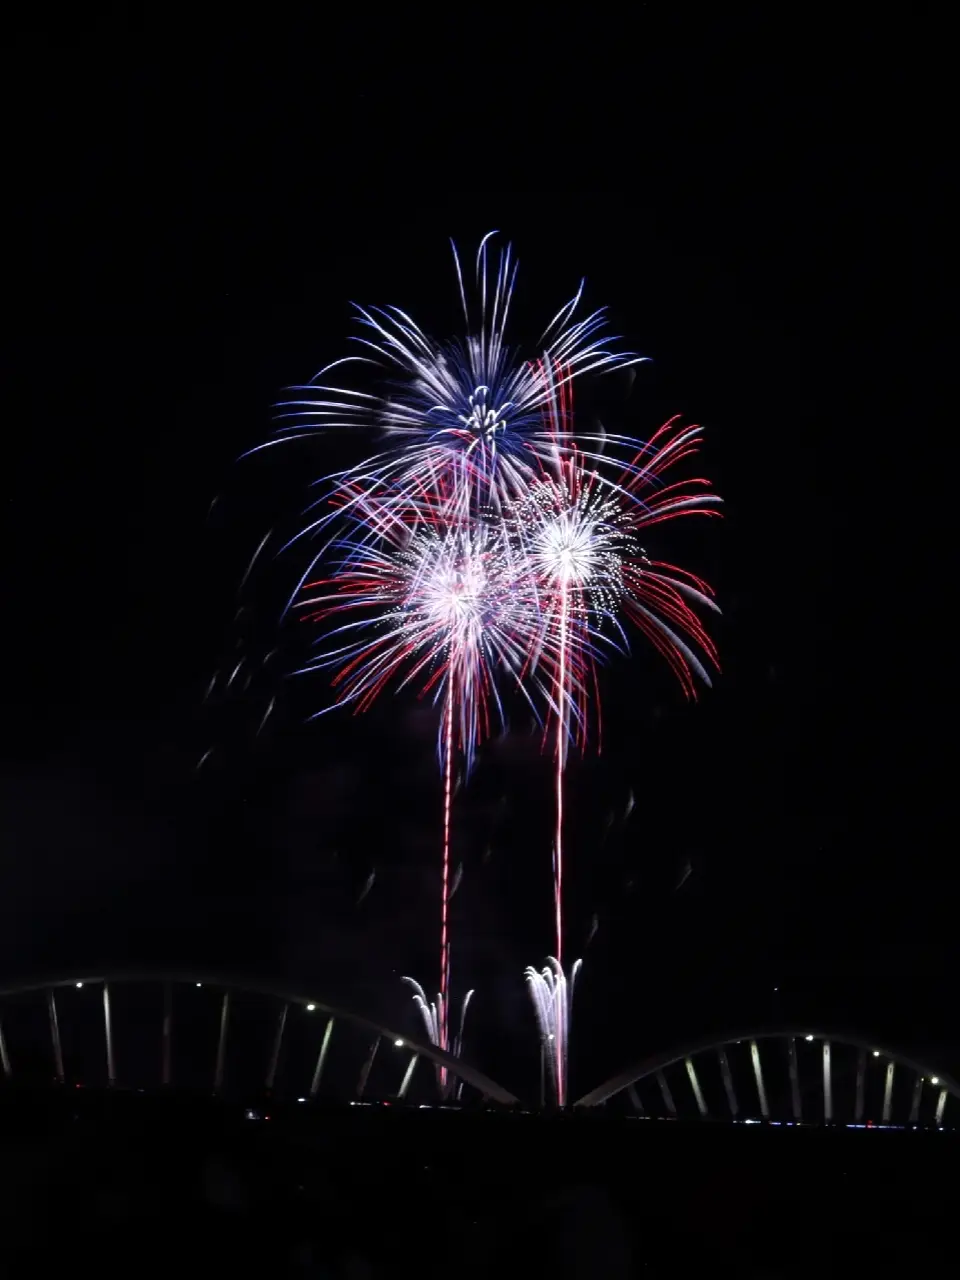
3;12;950;1094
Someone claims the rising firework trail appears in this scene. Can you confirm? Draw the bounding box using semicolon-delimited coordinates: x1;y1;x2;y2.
510;370;721;1105
440;687;454;1054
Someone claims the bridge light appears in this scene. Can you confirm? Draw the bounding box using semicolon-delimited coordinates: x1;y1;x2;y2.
805;1035;814;1042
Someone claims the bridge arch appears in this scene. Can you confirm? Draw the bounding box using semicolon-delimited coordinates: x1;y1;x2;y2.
0;971;517;1105
575;1027;959;1125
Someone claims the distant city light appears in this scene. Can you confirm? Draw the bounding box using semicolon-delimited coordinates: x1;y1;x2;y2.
196;982;202;988
306;1003;316;1012
75;982;83;989
873;1050;880;1057
932;1076;939;1085
805;1035;814;1042
394;1039;404;1047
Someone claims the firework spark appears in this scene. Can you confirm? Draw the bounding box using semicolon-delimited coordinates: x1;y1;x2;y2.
298;518;544;771
509;434;722;758
403;977;474;1099
254;235;646;567
525;957;582;1108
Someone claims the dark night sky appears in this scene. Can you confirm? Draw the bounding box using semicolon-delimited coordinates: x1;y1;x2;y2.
2;12;951;1093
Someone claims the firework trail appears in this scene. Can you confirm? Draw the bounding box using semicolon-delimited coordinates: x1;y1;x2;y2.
300;512;545;1054
509;378;720;1103
439;688;453;1055
403;977;474;1099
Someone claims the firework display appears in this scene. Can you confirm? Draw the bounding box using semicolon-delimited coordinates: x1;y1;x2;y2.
263;235;720;1101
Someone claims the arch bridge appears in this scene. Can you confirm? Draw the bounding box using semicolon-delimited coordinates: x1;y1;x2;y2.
0;972;517;1105
575;1028;959;1127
